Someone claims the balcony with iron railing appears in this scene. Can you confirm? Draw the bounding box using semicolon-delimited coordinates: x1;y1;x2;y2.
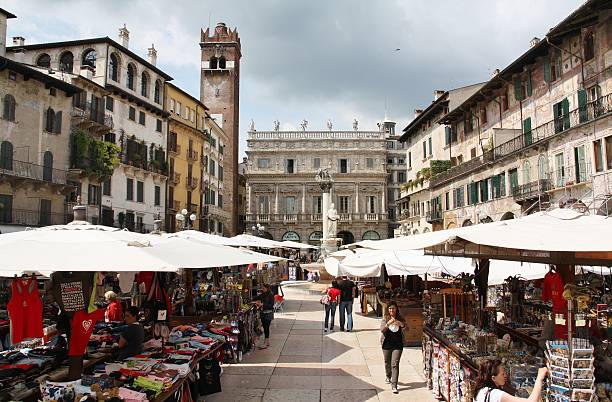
0;208;72;227
168;143;181;155
512;179;552;203
186;176;198;190
71;101;113;131
0;158;69;186
549;162;592;190
187;149;199;162
430;94;611;189
425;209;443;223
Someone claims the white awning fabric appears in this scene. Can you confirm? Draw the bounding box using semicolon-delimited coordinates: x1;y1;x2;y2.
229;234;286;249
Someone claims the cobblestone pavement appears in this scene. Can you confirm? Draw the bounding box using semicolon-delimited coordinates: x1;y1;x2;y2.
204;283;436;401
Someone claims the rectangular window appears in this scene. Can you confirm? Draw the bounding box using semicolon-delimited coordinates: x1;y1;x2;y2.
284;196;296;214
154;185;161;206
445;192;450;211
257;158;269;169
366;158;374;168
338;196;350;214
554;153;565;187
170;99;175;112
313;157;320;169
366;196;376;214
509;169;519;195
312;196;322;214
422;141;427;159
126;178;134;200
136;181;144;202
398;171;406;183
39;199;51;226
286;159;295;174
87;184;100;205
553;99;570;133
106;96;114;111
594;139;604;173
605;136;612;170
339;158;348;173
209;159;216;177
218;194;223;208
139;111;145;125
428;137;433;157
502;89;509;111
128;106;135;121
218;166;224;181
156;119;162;132
574;145;587;183
217;221;223;234
454;187;465;208
258;195;269;214
176;101;181;115
523;117;532;145
408;152;411;168
445;126;451;146
102;178;111;196
210;190;216;206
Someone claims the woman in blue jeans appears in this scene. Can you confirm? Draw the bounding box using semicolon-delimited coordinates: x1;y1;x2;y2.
323;280;341;332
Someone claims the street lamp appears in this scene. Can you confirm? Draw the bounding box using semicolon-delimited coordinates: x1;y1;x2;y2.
251;222;265;237
176;208;197;231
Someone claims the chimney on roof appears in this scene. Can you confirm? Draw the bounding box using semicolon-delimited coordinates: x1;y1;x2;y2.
491;68;500;78
414;109;423;119
12;36;24;47
147;44;157;66
118;24;129;48
530;37;540;47
434;90;445;101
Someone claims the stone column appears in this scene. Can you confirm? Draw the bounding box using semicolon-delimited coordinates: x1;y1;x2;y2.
381;185;386;216
274;184;279;214
322;190;330;242
354;183;359;214
302;184;306;213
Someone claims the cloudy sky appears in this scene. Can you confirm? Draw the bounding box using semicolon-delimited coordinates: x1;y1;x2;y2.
6;0;580;156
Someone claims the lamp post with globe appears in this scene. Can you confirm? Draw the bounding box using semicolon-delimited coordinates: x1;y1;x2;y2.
175;208;197;231
251;222;266;237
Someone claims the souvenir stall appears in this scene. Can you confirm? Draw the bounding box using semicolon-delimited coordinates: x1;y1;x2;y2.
0;214;284;402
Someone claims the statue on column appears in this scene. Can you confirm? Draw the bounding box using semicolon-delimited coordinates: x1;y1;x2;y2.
315;168;333;192
327;203;338;239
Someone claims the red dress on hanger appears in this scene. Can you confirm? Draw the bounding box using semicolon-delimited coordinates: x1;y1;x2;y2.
7;277;44;344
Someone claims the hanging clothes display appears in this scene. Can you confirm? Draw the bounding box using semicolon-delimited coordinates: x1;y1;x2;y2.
49;272;95;314
542;269;567;338
68;308;105;356
7;276;43;345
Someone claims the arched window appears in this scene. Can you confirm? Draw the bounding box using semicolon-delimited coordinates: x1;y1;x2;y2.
500;212;515;221
362;230;380;240
462;219;473;227
126;64;135;90
308;231;323;245
59;51;73;73
81;49;96;69
281;231;300;242
45;107;55;132
423;227;431;233
109;53;119;82
209;57;218;69
36;53;51;68
337;231;354;245
218;57;226;69
43;151;53;182
523;160;531;184
154;80;161;104
412;229;420;235
480;216;493;223
140;72;149;97
3;94;16;122
584;32;594;61
0;141;13;170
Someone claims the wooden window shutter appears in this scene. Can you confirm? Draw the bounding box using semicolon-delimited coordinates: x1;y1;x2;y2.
577;89;587;123
526;70;533;97
54;111;62;134
513;77;523;101
543;56;551;83
444;126;451;146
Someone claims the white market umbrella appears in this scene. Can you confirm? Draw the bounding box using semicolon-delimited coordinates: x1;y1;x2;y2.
229;234;285;249
0;223;280;272
171;230;249;247
280;240;318;250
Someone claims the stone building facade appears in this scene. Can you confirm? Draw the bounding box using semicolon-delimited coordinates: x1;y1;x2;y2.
7;27;173;232
200;23;241;235
0;53;79;233
245;126;389;245
396;1;611;235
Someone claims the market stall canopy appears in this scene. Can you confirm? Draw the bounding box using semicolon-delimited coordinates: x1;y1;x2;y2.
280;240;318;249
0;223;283;272
170;230;244;247
229;234;286;249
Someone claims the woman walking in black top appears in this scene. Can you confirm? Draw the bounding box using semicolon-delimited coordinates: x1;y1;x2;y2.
380;301;406;394
253;284;275;349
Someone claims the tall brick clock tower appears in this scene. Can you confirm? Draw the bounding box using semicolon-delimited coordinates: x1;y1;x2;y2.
200;23;241;235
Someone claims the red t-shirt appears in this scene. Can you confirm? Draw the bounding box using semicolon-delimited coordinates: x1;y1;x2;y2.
69;308;105;356
105;300;123;322
542;271;566;312
327;287;341;303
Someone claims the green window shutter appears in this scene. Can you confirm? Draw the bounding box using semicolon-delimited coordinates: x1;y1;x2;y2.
445;126;451;146
514;77;523;101
577;89;588;123
543;56;551;83
562;98;570;130
523;117;532;145
556;53;562;80
492;175;500;198
526;70;533;97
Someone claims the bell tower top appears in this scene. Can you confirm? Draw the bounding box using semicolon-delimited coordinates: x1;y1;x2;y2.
200;22;241;55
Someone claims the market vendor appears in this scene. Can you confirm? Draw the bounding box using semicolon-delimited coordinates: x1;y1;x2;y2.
117;306;144;359
104;291;123;322
473;359;547;402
